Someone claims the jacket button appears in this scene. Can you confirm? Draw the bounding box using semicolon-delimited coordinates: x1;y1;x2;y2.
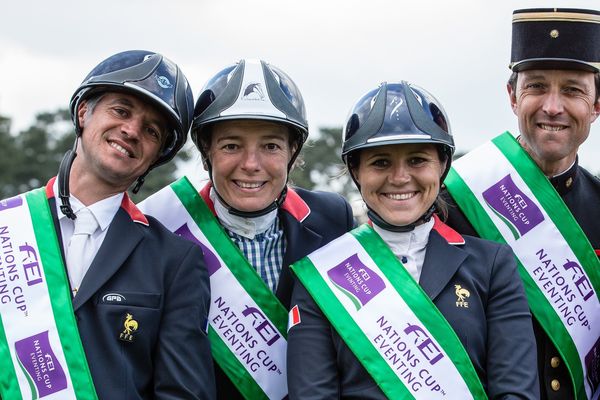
550;357;560;368
551;379;560;391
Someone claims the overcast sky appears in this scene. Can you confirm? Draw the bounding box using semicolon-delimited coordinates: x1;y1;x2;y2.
2;0;599;182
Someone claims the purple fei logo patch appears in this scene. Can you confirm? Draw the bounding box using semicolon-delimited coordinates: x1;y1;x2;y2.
0;195;23;212
175;223;221;276
327;254;386;310
14;331;68;398
482;174;544;240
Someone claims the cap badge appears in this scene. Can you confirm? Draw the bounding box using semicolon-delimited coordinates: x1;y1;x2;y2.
119;313;139;342
454;284;470;308
550;29;560;39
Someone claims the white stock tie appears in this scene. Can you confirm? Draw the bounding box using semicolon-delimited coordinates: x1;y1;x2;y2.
66;208;98;296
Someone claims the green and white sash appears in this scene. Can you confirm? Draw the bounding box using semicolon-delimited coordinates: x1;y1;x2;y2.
291;224;487;399
139;177;288;400
0;188;97;399
445;131;600;399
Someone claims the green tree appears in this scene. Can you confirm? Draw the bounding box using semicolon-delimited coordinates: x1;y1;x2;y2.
0;115;18;197
0;108;190;201
290;127;359;201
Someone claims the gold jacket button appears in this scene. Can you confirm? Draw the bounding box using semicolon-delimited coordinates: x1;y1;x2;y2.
551;379;560;391
550;357;560;368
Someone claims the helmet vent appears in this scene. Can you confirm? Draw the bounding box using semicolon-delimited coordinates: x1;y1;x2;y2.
367;134;432;143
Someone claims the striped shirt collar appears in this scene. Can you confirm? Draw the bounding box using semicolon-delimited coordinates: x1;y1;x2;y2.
226;217;285;293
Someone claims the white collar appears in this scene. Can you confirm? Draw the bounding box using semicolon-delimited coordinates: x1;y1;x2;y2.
373;218;434;256
210;188;278;239
550;159;577;179
53;179;123;232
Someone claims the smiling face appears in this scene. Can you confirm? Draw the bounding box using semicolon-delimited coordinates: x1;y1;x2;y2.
207;120;295;212
508;69;600;175
354;143;445;227
71;92;166;200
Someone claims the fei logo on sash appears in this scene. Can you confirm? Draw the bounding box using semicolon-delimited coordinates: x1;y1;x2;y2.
482;174;544;240
14;330;68;398
327;254;386;310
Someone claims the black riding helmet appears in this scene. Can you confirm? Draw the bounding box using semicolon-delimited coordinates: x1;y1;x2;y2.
190;59;309;218
58;50;194;219
342;81;455;231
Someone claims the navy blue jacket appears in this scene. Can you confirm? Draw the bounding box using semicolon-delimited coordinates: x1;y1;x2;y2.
197;184;355;399
47;179;215;399
287;218;539;399
444;161;600;399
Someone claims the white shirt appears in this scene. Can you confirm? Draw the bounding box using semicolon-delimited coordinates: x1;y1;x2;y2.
53;180;123;284
373;218;434;283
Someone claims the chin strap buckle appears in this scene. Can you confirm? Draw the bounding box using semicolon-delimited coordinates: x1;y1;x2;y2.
57;138;79;220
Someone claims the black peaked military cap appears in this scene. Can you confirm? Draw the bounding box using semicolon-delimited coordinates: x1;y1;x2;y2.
510;8;600;72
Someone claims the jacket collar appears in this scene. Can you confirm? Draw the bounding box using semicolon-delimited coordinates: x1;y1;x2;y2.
432;214;465;245
418;228;468;300
199;182;311;222
548;157;578;196
46;177;148;226
367;214;465;246
72;208;145;311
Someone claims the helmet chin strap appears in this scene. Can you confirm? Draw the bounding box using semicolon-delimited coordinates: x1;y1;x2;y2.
57;133;149;220
214;186;288;218
368;203;436;233
57;137;79;220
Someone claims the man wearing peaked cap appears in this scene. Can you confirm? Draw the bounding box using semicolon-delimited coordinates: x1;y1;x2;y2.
443;8;600;400
0;50;215;399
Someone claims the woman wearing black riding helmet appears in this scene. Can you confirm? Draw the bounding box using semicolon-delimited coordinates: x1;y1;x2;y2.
287;82;539;399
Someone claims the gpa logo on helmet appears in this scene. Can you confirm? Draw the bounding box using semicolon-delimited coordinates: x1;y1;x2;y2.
242;83;265;101
156;75;173;89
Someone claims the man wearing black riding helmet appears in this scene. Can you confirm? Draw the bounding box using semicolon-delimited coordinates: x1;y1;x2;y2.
141;59;354;399
0;50;215;399
287;81;538;399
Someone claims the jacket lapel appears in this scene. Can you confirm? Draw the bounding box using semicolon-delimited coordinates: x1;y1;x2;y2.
419;230;468;301
276;211;323;308
73;208;144;311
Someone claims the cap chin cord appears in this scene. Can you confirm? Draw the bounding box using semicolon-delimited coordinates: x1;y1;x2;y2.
214;186;288;218
368;203;436;233
57;137;79;220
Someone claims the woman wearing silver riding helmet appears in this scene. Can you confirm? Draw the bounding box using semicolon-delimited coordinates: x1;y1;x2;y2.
140;59;354;400
287;81;539;399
